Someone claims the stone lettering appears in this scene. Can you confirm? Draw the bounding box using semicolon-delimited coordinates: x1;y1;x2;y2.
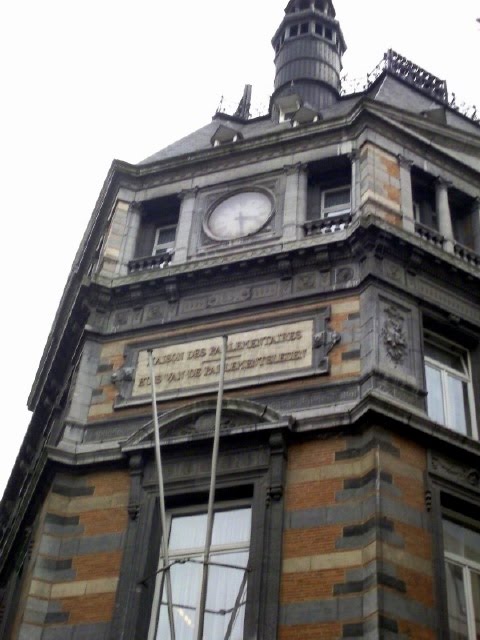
132;320;313;396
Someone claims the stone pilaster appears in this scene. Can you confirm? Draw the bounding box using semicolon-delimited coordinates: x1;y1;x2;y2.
349;150;360;215
435;178;454;253
398;155;415;232
171;188;198;264
471;197;480;255
119;201;142;275
283;163;307;241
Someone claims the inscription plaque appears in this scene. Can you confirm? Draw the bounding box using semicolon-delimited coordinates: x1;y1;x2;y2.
132;320;313;397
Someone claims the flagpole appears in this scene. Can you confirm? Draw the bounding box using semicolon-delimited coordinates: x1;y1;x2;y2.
195;335;228;640
147;350;176;640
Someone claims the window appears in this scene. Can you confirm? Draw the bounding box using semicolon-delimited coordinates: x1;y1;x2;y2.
315;22;323;35
306;158;352;221
424;336;476;437
321;185;351;217
133;195;179;260
289;24;299;37
153;505;251;640
443;516;480;639
300;22;309;34
412;168;438;230
152;225;177;256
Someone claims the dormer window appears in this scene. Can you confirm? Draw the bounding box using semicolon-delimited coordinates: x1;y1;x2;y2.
211;125;243;147
275;93;302;123
292;105;321;126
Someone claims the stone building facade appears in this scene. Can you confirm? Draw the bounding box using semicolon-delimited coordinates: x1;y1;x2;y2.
1;1;480;639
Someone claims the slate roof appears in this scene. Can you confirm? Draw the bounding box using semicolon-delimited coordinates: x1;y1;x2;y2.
138;71;479;167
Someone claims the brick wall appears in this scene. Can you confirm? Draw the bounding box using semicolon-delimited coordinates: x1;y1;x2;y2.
280;427;436;639
15;470;129;640
360;143;403;227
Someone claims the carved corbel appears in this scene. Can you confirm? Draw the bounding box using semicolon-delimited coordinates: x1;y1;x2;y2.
164;277;179;303
111;367;135;385
314;326;341;358
276;256;293;280
267;432;287;505
127;453;145;521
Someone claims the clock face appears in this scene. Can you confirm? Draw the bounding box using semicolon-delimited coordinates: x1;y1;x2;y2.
206;191;273;240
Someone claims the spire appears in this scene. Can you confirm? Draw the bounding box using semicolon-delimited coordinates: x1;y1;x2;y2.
271;0;346;118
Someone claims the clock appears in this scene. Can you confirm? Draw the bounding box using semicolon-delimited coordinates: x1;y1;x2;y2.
205;190;273;241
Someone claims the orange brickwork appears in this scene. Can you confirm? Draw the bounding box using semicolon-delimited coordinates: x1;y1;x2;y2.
280;427;436;638
16;469;130;635
279;622;343;639
61;593;117;625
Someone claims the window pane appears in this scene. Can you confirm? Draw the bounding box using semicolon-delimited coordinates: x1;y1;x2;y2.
425;364;445;425
212;508;251;547
169;513;207;552
444;519;480;565
158;227;177;244
157;561;202;640
471;570;480;639
324;188;350;208
157;546;250;639
425;342;465;373
447;374;471;436
204;550;249;640
445;561;469;640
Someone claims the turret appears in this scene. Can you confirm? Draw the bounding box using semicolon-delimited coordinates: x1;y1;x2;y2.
271;0;346;119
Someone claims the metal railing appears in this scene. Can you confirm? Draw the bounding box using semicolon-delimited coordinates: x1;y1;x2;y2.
341;49;478;124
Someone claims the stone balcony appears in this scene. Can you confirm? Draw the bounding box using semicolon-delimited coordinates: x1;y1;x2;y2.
128;250;173;273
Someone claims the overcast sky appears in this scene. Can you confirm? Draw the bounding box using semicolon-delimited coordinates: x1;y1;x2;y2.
0;0;479;496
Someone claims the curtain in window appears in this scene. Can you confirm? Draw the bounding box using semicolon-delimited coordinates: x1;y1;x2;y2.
156;507;251;640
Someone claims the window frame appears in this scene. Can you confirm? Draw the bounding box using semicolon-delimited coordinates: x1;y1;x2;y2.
321;185;351;218
109;422;287;640
152;224;177;256
151;500;253;640
442;511;480;639
424;332;477;439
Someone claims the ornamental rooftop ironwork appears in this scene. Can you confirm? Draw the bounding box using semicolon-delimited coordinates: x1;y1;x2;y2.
342;49;478;124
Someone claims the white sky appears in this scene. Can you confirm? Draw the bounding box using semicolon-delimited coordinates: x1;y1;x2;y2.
0;0;479;497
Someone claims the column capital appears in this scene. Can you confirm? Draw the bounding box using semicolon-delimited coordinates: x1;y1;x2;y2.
348;149;360;162
179;186;199;201
129;201;143;213
283;162;307;176
472;196;480;211
435;176;452;189
397;154;413;169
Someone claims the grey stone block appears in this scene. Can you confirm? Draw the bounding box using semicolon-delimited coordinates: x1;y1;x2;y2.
281;595;364;625
24;609;47;625
44;522;84;536
39;535;62;555
73;622;110;639
77;532;125;555
18;624;43;640
43;626;74;640
33;566;77;582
